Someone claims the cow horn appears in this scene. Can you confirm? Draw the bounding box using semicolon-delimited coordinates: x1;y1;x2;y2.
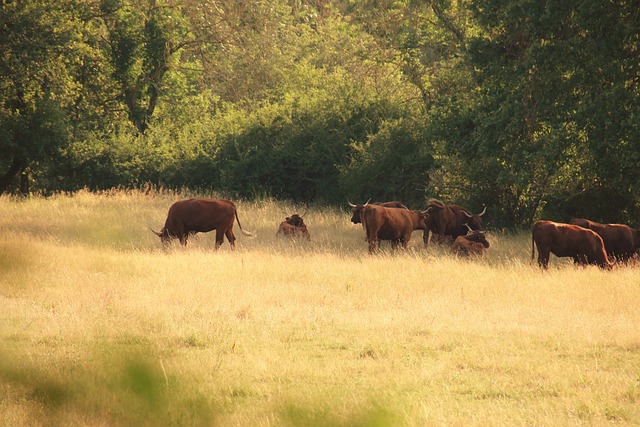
149;227;163;237
464;223;473;232
300;210;307;218
363;198;372;207
347;200;357;208
462;210;472;218
478;206;487;216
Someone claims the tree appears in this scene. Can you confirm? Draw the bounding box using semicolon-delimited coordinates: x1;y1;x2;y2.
0;0;78;193
433;0;640;227
96;0;198;134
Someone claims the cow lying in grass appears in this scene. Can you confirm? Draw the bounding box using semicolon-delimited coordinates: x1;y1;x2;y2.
277;213;310;240
451;226;490;256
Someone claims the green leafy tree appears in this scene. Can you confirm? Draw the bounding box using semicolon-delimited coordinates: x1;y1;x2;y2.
434;0;640;227
0;0;80;193
97;0;197;134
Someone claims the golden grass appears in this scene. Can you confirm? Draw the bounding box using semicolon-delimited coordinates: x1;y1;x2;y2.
1;190;639;426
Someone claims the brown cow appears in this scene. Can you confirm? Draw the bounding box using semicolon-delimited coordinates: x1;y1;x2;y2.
425;199;486;246
451;226;490;256
531;220;612;269
151;198;254;249
360;204;428;254
569;218;640;262
348;200;430;244
277;213;311;240
348;200;408;225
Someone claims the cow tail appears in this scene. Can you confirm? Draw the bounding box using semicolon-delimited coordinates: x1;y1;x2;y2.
235;208;255;237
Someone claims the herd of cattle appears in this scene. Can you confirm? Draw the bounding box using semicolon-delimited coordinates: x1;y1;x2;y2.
151;198;640;269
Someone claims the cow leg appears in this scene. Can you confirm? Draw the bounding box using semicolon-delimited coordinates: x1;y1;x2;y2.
179;235;188;246
368;238;378;254
575;254;588;266
537;250;550;269
214;229;226;250
225;229;236;250
403;233;412;250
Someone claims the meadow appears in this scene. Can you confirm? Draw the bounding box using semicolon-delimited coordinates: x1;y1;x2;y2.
1;189;639;426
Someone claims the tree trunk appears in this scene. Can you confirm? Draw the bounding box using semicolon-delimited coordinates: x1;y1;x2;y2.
0;155;24;194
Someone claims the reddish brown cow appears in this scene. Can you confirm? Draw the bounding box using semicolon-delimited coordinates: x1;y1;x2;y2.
569;218;640;262
531;220;612;269
151;198;254;249
425;199;486;246
277;213;311;240
348;200;408;225
453;240;487;256
348;200;430;244
451;227;490;256
360;204;428;254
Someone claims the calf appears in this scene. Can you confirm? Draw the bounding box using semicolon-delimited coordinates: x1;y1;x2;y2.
451;227;490;256
276;213;310;240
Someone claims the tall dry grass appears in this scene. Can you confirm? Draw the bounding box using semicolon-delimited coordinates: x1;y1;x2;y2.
1;189;639;426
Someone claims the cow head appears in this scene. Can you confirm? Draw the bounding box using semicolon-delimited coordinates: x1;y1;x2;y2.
462;206;487;231
150;227;171;245
415;209;430;230
285;212;306;227
348;199;371;224
569;218;592;229
464;224;490;247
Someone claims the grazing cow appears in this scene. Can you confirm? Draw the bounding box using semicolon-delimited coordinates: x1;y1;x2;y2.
569;218;640;262
425;199;486;246
151;198;254;249
452;226;490;256
531;220;612;269
360;204;428;254
277;213;311;240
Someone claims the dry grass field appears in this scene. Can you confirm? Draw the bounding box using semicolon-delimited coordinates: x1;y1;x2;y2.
1;189;639;426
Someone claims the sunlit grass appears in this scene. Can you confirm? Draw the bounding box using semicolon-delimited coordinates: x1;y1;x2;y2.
1;190;640;425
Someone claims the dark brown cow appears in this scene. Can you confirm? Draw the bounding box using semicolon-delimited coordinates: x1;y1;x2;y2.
151;198;254;249
277;213;310;240
569;218;640;262
531;220;612;269
425;199;486;246
451;226;490;256
360;204;428;254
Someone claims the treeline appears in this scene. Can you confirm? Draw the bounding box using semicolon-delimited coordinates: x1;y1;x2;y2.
1;0;638;228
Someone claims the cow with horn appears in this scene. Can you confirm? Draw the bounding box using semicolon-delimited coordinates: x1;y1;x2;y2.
424;199;486;246
451;224;490;256
348;200;429;254
151;198;254;249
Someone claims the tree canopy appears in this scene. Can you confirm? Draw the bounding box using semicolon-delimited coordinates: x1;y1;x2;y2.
1;0;638;228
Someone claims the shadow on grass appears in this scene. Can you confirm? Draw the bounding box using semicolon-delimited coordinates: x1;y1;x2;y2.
0;347;217;426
